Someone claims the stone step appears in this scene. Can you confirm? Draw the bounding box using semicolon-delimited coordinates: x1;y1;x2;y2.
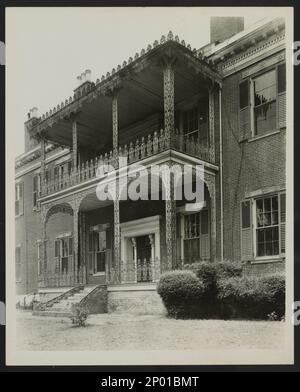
35;285;107;316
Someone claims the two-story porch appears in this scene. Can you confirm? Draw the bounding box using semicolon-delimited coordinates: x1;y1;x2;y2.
26;32;221;289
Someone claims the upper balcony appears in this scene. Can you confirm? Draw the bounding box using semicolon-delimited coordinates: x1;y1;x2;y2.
25;31;221;199
42;127;215;197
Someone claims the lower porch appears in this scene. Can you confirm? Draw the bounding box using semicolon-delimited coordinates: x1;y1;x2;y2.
39;177;216;289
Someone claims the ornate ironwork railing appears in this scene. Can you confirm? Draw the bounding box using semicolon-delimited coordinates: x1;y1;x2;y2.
38;265;85;288
106;258;161;285
42;128;214;197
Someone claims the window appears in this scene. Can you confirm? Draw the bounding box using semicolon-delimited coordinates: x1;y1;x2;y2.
184;213;200;264
15;183;24;216
183;107;198;136
88;230;107;274
253;69;277;135
33;174;41;208
54;237;73;273
239;63;286;139
255;194;286;258
181;100;209;146
15;246;21;282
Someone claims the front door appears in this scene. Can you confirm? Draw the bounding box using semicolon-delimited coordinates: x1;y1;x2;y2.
136;235;152;282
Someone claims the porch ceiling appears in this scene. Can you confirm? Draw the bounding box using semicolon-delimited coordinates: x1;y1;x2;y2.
28;38;221;150
79;191;113;212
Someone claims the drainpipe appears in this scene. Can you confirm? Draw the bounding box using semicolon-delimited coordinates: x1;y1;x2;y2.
219;85;224;262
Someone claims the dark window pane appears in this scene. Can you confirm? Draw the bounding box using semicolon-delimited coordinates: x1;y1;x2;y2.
280;193;286;222
278;63;286;94
273;240;279;255
257;242;265;257
272;226;279;240
256;199;263;213
54;241;59;258
96;252;106;272
264;198;271;212
263;212;271;226
184;241;190;263
265;227;273;242
239;80;249;109
257;213;264;227
272;212;279;225
266;241;273;256
254;70;276;103
61;257;68;273
254;101;277;135
241;201;251;228
272;196;278;211
257;229;265;243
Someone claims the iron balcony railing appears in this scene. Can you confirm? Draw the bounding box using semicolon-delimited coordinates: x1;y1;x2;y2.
42;128;215;197
106;258;162;285
38;265;85;288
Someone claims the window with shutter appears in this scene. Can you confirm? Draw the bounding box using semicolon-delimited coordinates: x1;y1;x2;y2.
253;70;277;136
277;63;286;128
241;201;253;261
239;80;251;140
255;196;279;257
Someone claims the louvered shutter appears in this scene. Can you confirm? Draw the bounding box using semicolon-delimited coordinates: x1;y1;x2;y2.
277;63;286;128
241;200;253;261
239;80;251;141
280;193;286;255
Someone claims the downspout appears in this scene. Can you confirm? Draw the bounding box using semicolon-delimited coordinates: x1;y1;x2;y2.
219;85;224;262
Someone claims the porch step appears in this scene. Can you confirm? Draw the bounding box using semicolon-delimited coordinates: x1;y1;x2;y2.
34;285;107;316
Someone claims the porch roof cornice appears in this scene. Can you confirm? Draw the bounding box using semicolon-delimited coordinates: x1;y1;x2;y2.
27;31;221;140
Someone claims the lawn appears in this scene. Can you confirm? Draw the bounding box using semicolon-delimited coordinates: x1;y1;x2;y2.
16;310;286;351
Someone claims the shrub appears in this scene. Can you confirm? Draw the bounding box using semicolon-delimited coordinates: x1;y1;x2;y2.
70;304;89;327
157;270;205;318
183;261;243;314
217;274;285;320
184;261;242;287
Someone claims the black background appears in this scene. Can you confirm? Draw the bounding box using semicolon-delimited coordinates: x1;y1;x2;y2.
0;0;299;376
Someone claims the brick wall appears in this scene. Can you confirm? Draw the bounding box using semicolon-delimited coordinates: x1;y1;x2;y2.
107;285;165;315
221;54;286;271
15;169;42;295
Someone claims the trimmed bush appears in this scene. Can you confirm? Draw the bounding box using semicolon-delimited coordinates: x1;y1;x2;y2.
157;270;205;318
217;273;285;320
184;261;242;289
183;261;243;317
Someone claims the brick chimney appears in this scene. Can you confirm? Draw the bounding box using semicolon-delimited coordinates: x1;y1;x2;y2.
210;17;244;44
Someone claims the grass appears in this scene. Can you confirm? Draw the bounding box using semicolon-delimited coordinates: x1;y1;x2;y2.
16;310;286;351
